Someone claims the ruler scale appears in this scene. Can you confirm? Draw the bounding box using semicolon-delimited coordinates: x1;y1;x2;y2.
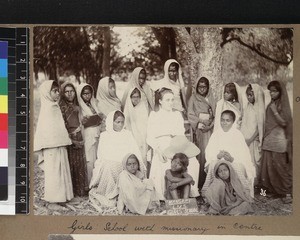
15;28;29;214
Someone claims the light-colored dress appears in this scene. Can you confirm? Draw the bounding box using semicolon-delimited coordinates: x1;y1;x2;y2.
147;108;200;200
34;80;73;202
202;126;256;198
124;87;149;165
214;82;243;132
117;153;158;215
205;160;253;216
240;84;265;179
76;83;102;184
89;111;145;210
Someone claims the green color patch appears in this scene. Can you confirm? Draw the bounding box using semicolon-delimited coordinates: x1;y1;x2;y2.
0;78;8;95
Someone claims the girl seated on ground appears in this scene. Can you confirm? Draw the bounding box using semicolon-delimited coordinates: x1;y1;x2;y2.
204;160;253;216
165;153;195;200
117;154;158;215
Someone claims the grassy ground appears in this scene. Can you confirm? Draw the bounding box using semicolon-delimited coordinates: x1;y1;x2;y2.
34;156;292;216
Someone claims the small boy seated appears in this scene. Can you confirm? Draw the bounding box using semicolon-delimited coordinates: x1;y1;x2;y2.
165;153;195;199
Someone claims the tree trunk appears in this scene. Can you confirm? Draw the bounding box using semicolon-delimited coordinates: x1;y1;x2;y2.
102;27;111;77
175;27;224;101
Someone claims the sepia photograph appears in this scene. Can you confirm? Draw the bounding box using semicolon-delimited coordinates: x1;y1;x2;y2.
33;26;293;216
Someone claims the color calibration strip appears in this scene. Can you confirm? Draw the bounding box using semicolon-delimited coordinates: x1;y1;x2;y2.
0;28;15;214
0;41;8;203
0;27;30;214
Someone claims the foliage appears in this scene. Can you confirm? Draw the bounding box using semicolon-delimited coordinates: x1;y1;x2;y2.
34;26;122;91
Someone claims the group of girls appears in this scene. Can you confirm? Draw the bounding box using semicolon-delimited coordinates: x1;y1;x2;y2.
34;58;293;215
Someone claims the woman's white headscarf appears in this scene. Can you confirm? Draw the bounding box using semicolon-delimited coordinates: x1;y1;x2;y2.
76;83;100;116
96;77;121;116
34;80;71;151
121;67;154;111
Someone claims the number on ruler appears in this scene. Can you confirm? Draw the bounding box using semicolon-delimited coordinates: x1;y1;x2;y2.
20;111;26;115
20;196;26;203
20;146;26;150
20;76;26;80
20;163;25;167
20;181;25;185
20;94;25;97
20;58;26;62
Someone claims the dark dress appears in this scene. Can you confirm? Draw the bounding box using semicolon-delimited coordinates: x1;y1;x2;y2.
59;87;89;197
261;82;292;196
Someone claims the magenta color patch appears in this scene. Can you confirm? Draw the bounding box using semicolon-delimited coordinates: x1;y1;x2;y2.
0;131;8;148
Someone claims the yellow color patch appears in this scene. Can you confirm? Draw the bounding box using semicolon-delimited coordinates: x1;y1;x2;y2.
0;95;8;113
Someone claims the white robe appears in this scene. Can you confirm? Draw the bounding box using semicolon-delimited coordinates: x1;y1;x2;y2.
147;109;200;200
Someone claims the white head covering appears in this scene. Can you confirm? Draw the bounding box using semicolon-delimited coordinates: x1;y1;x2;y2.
76;83;100;117
34;80;71;151
121;67;154;110
96;77;121;116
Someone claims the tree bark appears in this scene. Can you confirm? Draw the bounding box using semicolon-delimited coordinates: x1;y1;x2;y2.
175;27;224;101
102;27;111;77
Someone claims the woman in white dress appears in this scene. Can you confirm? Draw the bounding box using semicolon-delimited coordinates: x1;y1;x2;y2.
34;80;73;210
147;87;200;200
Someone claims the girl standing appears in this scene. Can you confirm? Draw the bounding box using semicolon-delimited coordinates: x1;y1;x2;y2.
261;80;292;203
240;84;265;186
214;82;243;132
96;77;122;116
121;67;154;112
188;76;216;190
34;80;73;209
123;87;149;166
77;83;103;184
59;82;88;197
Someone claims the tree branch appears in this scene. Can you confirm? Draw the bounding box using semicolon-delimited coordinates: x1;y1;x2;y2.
221;37;293;66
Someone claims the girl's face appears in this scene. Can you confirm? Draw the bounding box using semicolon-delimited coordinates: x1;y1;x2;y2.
64;85;76;103
131;92;141;107
138;72;146;87
126;157;139;175
113;115;125;132
159;92;174;111
171;158;183;172
246;88;255;104
50;86;60;102
269;86;280;101
168;65;178;81
217;164;230;181
81;87;92;103
108;81;117;98
197;82;208;97
224;87;233;101
220;113;234;132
